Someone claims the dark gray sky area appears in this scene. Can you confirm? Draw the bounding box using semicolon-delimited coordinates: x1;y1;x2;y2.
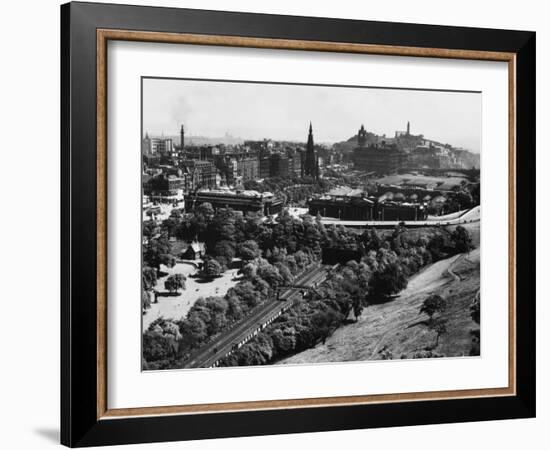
143;78;481;153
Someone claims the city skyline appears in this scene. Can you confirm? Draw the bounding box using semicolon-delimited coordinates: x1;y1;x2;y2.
143;77;482;153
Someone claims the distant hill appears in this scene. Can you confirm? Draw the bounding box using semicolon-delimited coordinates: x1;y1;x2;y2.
163;134;244;146
334;130;479;170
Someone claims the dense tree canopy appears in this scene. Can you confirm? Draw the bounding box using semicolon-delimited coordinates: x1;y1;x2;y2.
164;273;186;293
143;200;474;369
420;294;447;321
238;240;261;261
451;225;474;253
142;266;157;291
201;258;223;279
217;227;454;367
142;266;158;311
143;234;176;274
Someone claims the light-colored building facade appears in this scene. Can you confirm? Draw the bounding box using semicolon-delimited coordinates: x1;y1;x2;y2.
142;134;174;155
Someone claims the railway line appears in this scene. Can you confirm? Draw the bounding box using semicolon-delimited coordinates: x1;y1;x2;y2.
182;265;328;368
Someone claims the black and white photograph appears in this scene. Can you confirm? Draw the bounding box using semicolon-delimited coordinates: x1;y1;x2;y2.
0;0;542;447
141;78;481;370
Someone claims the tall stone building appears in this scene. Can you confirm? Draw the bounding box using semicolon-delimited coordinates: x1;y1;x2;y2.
353;142;407;174
142;133;174;155
237;158;259;181
287;149;303;177
269;153;290;178
259;156;271;179
181;159;218;190
352;125;407;174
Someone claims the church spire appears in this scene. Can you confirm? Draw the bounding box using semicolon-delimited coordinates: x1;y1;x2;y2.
304;122;318;179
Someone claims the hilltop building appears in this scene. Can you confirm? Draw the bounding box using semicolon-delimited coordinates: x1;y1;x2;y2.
353;124;408;174
395;121;411;138
357;124;368;147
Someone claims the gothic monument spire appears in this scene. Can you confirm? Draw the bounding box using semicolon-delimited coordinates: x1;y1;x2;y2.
304;122;318;179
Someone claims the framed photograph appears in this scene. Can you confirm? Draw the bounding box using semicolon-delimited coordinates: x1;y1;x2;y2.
61;2;536;447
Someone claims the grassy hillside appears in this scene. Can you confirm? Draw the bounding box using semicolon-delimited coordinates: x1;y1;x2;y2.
278;232;480;365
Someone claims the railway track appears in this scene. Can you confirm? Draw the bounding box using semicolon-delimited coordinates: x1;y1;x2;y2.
182;265;328;369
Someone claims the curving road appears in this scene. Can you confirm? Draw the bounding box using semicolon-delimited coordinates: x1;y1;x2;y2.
319;206;480;228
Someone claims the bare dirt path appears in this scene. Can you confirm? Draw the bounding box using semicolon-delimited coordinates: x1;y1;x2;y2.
402;254;462;295
368;254;468;358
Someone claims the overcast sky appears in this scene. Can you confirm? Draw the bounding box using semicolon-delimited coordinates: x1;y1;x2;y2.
143;78;481;153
